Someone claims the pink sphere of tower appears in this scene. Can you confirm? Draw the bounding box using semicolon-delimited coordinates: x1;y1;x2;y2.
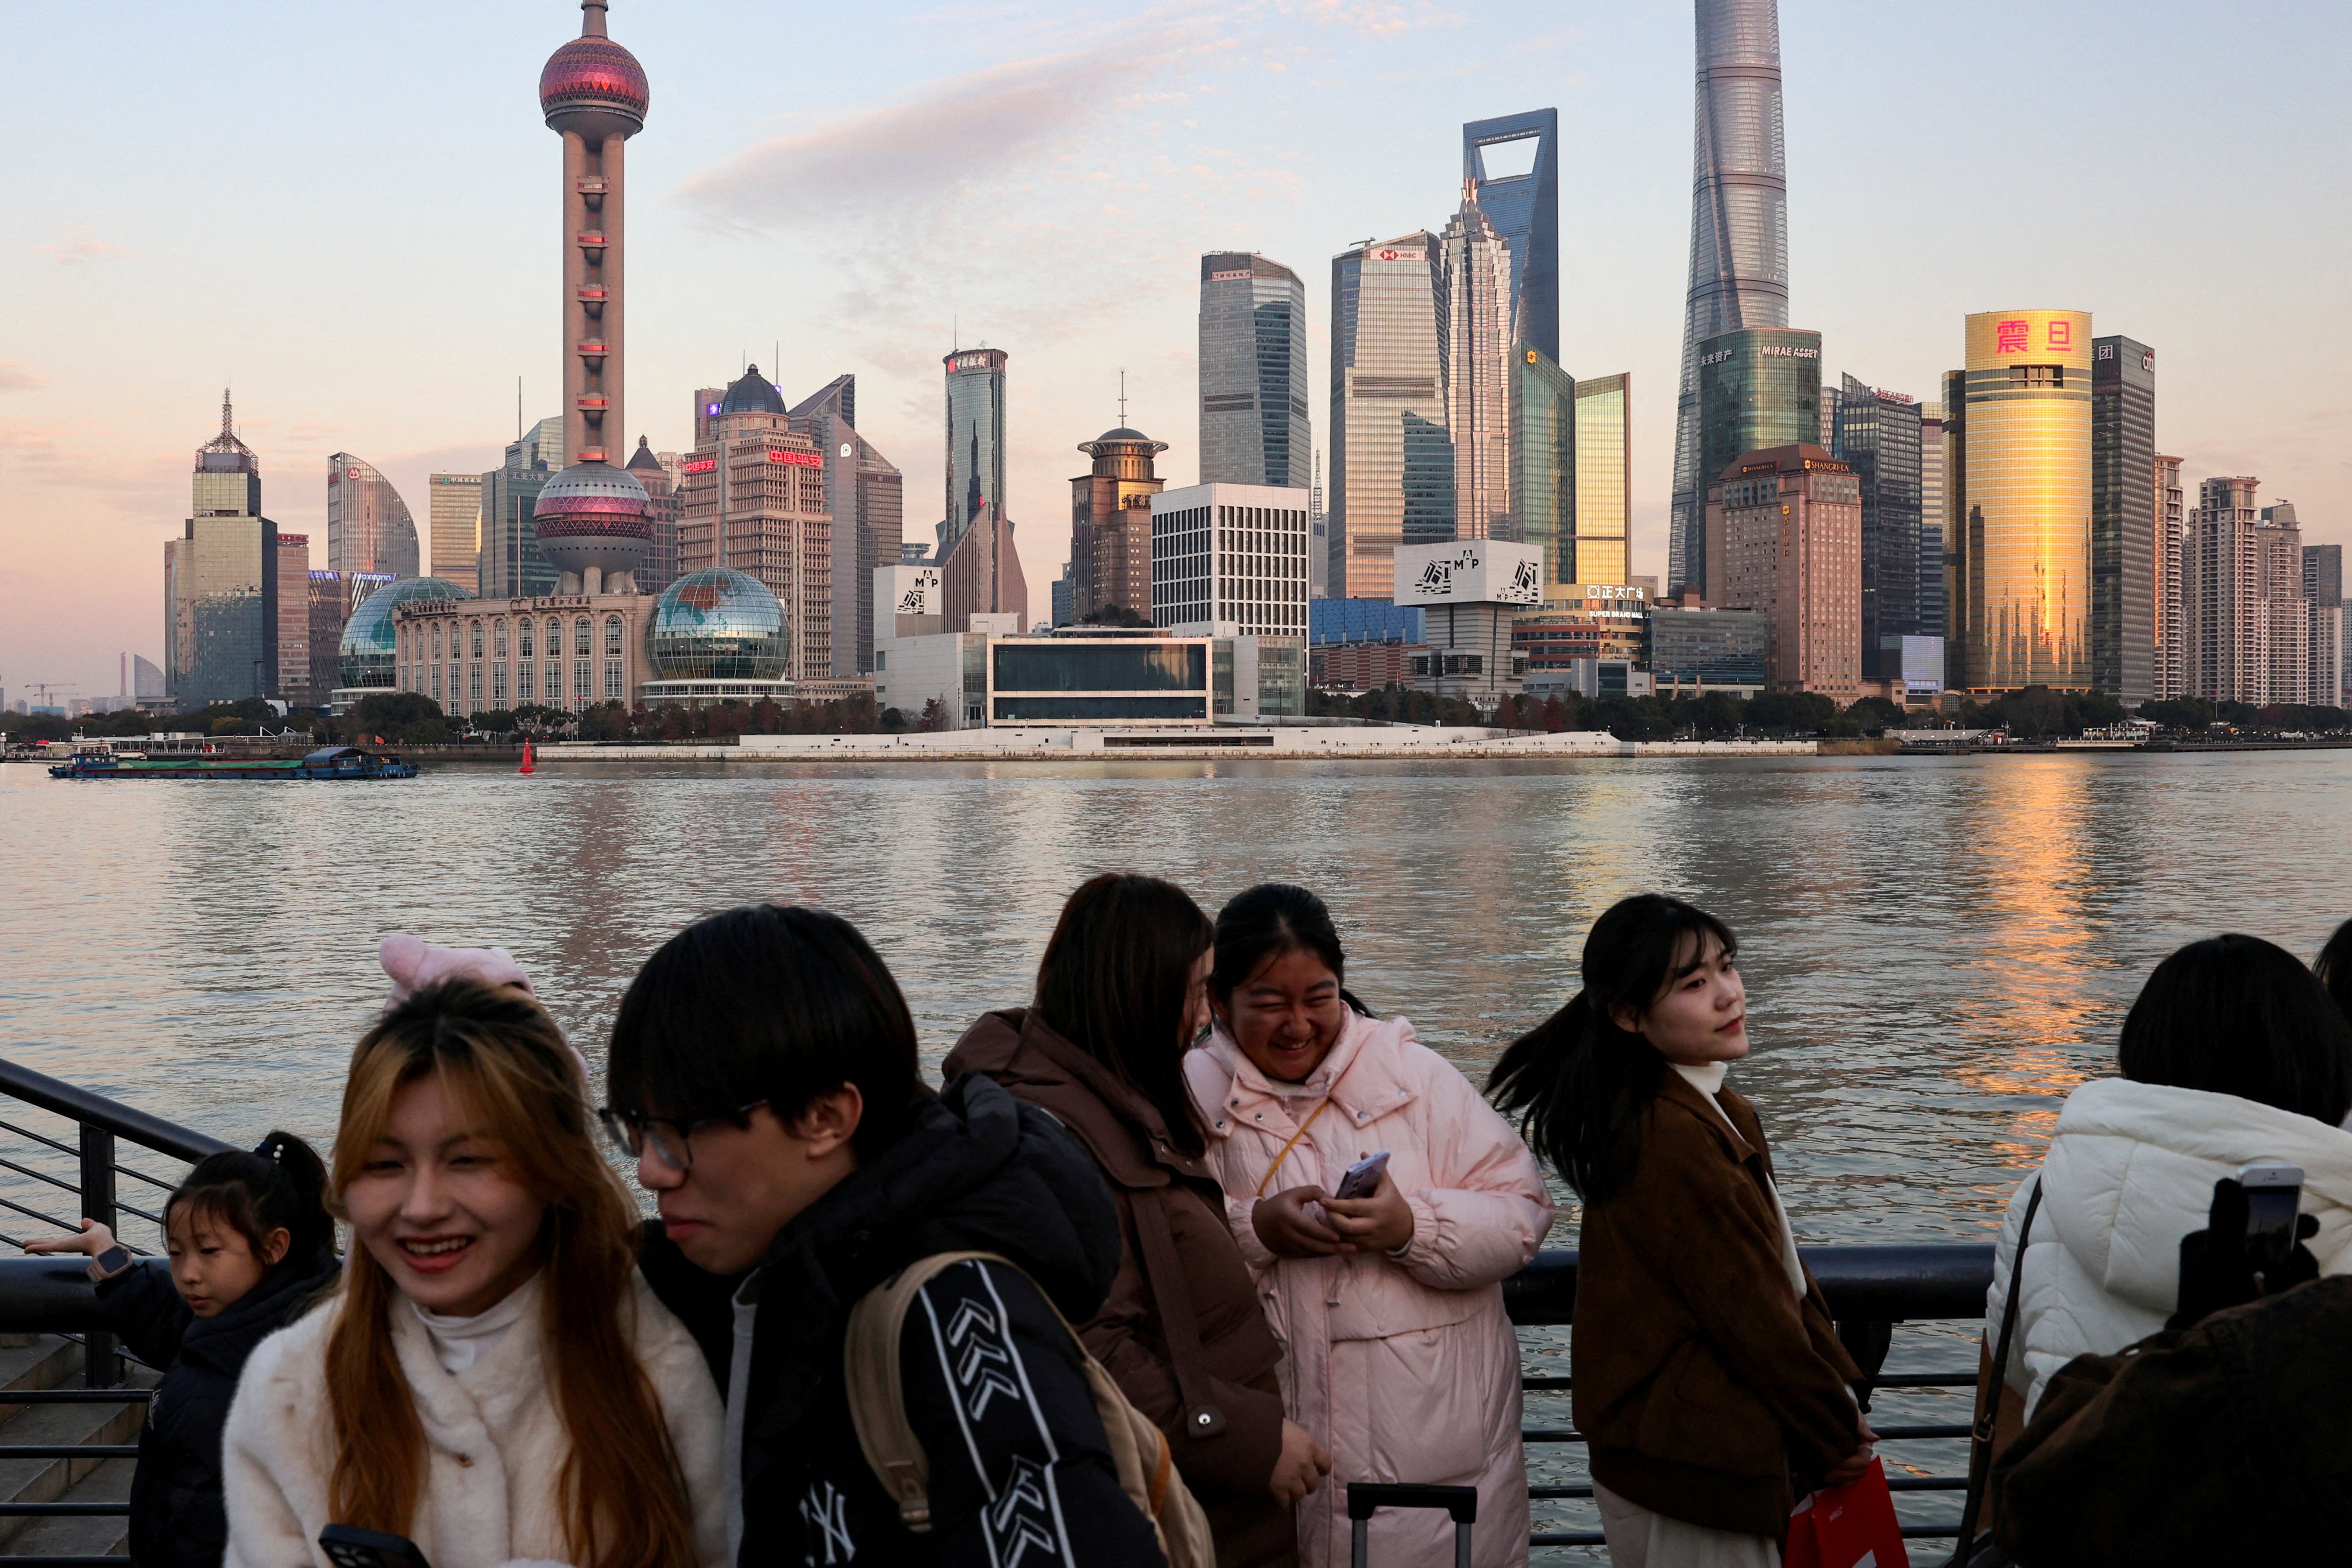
539;32;647;142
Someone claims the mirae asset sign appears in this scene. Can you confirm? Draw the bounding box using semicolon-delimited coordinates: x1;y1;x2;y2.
1701;343;1820;365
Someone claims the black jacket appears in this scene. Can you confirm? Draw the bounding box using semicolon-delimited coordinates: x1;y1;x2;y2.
95;1247;338;1568
641;1073;1166;1568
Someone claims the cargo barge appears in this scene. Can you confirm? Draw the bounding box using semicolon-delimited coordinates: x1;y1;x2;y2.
48;746;418;781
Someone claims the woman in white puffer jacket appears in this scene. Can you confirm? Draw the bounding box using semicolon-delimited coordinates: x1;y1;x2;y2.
1985;933;2352;1420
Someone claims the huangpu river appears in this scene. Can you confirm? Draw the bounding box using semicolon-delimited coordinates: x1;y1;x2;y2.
7;750;2350;1550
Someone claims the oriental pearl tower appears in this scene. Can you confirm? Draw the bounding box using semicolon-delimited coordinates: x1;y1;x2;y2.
532;0;652;594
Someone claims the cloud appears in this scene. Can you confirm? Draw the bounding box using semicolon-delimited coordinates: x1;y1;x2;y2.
0;361;41;392
36;236;132;267
681;27;1201;223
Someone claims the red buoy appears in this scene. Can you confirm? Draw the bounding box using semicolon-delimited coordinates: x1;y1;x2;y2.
520;738;536;776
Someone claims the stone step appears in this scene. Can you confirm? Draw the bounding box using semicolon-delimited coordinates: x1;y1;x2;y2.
0;1338;151;1556
0;1455;132;1560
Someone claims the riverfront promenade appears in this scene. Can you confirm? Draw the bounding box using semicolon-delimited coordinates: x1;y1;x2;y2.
551;725;1820;762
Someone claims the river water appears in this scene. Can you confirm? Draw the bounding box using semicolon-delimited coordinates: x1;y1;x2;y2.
7;751;2350;1547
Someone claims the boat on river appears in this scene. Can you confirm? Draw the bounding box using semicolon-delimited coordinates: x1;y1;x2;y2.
47;746;418;781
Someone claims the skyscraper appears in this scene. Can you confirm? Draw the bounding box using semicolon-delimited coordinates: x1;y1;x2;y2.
1831;374;1922;675
276;532;311;703
1512;347;1575;585
1198;253;1310;489
1947;310;2094;693
479;416;564;599
1694;327;1820;597
1704;444;1860;700
2257;501;2310;705
1442;183;1517;543
626;437;681;596
2153;454;2185;699
679;366;833;679
1462;110;1559;361
1330;233;1451;598
943;348;1009;555
1070;426;1168;620
1917;400;1948;639
326;455;420;579
531;0;654;595
791;374;905;675
2182;481;2309;705
2091;336;2157;702
2305;542;2344;708
1572;373;1632;586
428;473;482;592
1669;0;1791;597
165;392;278;706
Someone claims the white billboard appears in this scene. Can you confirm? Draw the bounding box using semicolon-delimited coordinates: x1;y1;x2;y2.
1392;540;1543;607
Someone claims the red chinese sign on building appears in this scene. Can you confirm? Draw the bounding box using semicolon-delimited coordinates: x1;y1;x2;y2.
1996;319;2029;355
2046;318;2073;350
766;449;822;468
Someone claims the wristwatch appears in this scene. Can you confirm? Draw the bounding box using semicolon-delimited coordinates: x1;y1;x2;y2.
90;1245;132;1280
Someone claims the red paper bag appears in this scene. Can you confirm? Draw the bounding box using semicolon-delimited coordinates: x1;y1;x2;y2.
1784;1459;1909;1568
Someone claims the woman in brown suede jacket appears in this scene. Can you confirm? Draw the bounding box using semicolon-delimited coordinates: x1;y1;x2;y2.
945;873;1331;1568
1492;894;1872;1567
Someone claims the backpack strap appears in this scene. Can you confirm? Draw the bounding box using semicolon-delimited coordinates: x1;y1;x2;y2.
843;1249;1012;1533
1945;1177;2042;1566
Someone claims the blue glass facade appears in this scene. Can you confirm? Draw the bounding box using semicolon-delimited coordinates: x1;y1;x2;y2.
1462;109;1559;361
647;567;789;680
1309;598;1425;645
339;577;470;690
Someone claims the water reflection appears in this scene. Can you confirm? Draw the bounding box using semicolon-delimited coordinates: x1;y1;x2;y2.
5;751;2351;1248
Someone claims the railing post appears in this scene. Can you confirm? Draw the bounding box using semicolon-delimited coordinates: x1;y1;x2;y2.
78;1124;119;1388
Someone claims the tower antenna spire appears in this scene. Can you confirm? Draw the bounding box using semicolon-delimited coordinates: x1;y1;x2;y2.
581;0;609;39
219;388;233;441
1118;369;1127;427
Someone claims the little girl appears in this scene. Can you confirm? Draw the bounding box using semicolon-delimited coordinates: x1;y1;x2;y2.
26;1131;339;1568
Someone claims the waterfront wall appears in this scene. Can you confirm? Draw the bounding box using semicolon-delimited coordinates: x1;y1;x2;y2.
539;728;1820;762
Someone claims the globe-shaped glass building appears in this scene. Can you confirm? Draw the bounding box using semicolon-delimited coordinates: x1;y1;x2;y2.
338;578;472;691
646;569;789;681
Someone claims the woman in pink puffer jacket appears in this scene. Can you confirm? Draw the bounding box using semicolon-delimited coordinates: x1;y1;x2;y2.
1185;885;1555;1568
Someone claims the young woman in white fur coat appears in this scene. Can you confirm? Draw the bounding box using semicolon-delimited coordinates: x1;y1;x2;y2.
221;976;728;1568
1984;934;2352;1427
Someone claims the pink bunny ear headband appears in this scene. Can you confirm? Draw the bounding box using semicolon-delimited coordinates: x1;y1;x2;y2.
376;935;591;1095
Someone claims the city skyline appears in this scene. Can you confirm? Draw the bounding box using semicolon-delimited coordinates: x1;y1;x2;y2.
4;0;2347;697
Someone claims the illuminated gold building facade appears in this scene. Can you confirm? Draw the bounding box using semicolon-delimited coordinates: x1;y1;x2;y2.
1947;310;2093;693
1571;373;1631;586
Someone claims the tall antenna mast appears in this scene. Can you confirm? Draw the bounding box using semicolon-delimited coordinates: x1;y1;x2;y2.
517;377;523;441
1118;369;1127;426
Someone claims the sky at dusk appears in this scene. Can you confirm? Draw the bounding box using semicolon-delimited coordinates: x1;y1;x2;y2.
4;0;2348;701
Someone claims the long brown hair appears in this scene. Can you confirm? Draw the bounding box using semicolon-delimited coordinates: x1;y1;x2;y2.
325;979;698;1568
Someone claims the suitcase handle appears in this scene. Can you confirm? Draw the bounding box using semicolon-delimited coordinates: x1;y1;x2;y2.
1346;1482;1476;1524
1346;1482;1476;1568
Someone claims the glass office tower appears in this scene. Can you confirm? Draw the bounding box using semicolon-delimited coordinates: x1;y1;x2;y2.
1832;373;1923;675
327;454;420;578
1198;253;1310;490
1443;186;1517;542
943;348;1009;555
478;416;564;599
1462;109;1559;361
1512;348;1575;585
428;473;482;589
1917;401;1948;640
1330;233;1452;598
791;374;905;675
1669;0;1792;597
1571;373;1632;587
2091;335;2157;702
1949;310;2094;693
1693;327;1820;596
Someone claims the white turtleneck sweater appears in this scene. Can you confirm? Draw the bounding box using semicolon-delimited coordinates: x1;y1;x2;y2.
1671;1060;1807;1300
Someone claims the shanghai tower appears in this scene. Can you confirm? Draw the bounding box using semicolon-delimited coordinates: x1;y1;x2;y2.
1667;0;1790;597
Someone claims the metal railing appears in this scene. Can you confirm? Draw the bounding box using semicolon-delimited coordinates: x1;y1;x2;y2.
0;1057;1993;1560
0;1057;231;1564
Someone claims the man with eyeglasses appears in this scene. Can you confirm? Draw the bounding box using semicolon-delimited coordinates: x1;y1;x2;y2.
604;903;1168;1568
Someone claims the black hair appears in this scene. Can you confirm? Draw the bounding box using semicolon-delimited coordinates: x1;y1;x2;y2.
1210;882;1371;1016
607;905;925;1158
165;1129;335;1270
1487;894;1738;1203
2118;933;2352;1125
1033;874;1215;1156
2317;918;2352;1032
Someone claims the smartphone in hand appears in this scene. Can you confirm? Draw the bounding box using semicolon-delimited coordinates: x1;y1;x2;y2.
2238;1161;2304;1281
1334;1150;1391;1201
320;1524;434;1568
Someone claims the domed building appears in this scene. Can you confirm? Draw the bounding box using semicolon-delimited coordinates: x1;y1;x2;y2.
1071;423;1166;621
332;577;470;712
637;568;795;708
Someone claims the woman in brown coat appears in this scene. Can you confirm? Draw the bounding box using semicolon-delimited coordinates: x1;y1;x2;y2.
1489;894;1874;1567
945;873;1331;1568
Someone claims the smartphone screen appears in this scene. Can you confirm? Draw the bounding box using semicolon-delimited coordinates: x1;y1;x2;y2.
319;1524;433;1568
2238;1161;2304;1277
